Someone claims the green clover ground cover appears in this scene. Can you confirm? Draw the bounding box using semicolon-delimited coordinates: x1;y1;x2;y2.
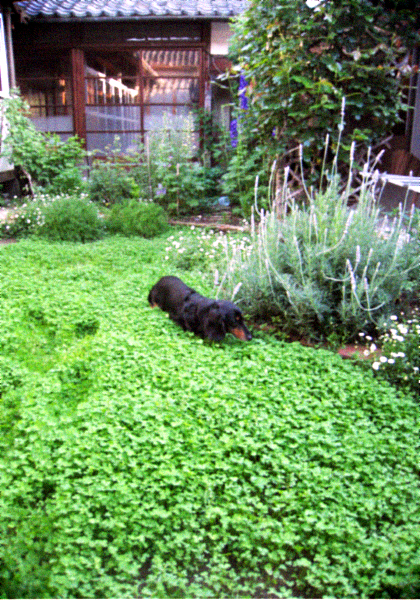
1;236;420;599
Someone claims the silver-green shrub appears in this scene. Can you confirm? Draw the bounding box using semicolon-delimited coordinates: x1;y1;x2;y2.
219;145;420;342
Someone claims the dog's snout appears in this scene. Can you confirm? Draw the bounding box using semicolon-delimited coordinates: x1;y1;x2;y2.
231;327;252;341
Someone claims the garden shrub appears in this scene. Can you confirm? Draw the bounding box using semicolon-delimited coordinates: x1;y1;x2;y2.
37;195;105;242
1;92;85;194
0;237;420;599
106;200;169;238
228;0;418;186
220;146;420;343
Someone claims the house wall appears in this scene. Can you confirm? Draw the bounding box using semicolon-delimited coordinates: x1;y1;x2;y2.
12;18;228;153
210;22;232;55
0;12;9;96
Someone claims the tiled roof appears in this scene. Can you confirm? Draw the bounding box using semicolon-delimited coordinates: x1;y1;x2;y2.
16;0;247;19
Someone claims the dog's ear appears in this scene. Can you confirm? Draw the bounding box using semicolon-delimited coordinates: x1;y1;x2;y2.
204;307;226;341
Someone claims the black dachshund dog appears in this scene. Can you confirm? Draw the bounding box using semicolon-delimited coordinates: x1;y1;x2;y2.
148;276;252;342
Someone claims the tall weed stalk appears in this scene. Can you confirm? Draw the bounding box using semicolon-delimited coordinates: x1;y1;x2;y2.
220;138;420;343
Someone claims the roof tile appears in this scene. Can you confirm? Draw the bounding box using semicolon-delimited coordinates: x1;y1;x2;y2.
16;0;246;18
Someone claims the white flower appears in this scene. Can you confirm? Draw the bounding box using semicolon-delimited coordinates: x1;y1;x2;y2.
372;362;381;370
388;358;395;364
390;315;398;321
390;352;399;358
380;356;388;363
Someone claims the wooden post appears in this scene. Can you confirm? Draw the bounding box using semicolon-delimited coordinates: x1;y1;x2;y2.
71;48;86;144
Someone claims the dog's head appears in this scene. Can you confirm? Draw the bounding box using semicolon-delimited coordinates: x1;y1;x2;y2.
215;300;252;341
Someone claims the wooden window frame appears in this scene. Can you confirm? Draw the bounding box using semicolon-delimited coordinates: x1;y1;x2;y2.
71;43;208;149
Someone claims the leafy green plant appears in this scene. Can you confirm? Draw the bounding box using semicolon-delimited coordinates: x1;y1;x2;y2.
129;114;212;214
106;200;169;238
0;356;26;398
193;107;230;171
222;129;270;216
229;0;418;182
1;236;420;599
1;91;85;193
192;107;228;202
88;152;141;206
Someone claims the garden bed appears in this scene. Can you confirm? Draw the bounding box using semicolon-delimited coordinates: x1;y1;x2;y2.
169;210;249;232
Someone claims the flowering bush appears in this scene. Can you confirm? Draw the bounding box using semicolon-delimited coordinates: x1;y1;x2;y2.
0;198;48;238
0;194;104;242
372;310;420;396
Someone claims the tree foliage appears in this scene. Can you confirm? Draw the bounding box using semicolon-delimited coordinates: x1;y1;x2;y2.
229;0;419;176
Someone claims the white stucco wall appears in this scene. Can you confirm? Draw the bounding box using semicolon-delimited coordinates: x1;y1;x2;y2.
210;21;232;55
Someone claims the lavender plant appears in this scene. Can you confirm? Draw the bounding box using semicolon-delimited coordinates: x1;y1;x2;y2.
218;138;420;343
